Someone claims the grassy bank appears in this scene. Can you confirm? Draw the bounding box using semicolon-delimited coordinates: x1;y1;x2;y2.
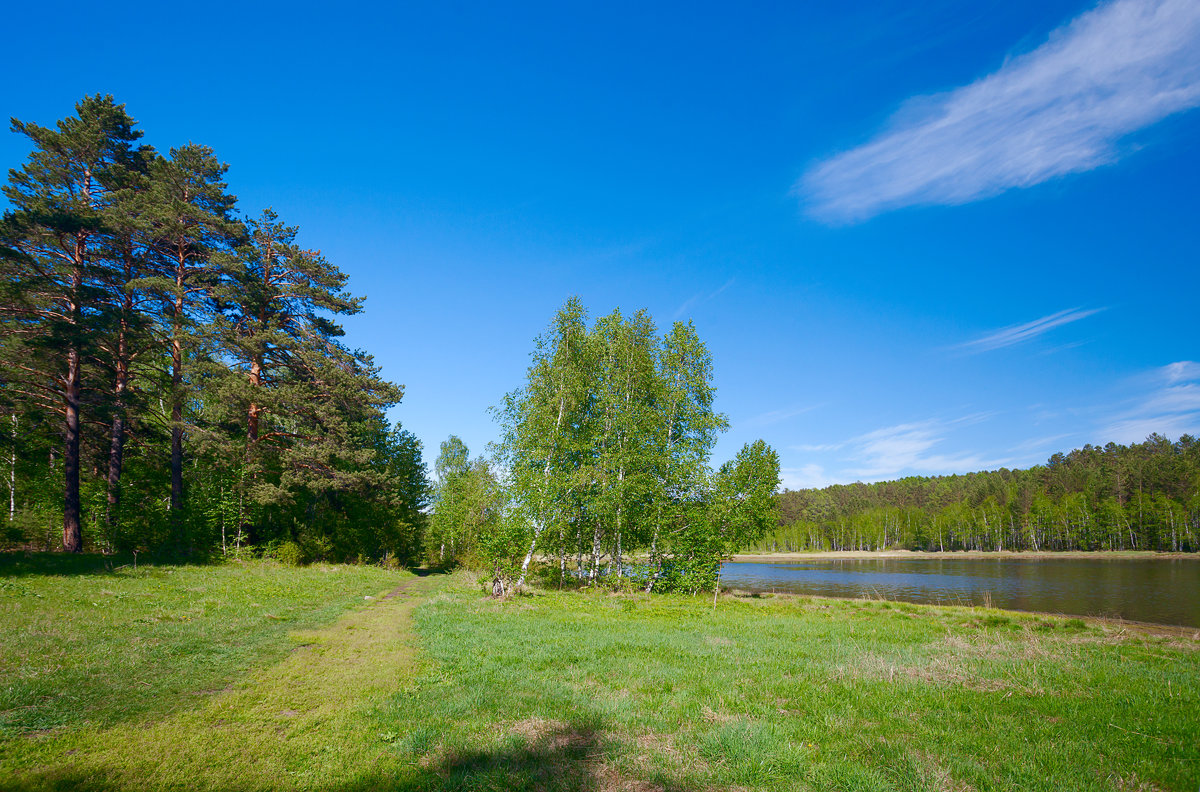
2;558;1197;791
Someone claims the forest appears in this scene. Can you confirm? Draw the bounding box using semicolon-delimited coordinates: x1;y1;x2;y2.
0;95;429;563
0;96;780;585
753;434;1200;553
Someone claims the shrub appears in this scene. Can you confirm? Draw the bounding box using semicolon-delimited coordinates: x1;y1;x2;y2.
272;540;305;567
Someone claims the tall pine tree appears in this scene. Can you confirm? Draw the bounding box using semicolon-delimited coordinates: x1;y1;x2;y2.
0;95;144;551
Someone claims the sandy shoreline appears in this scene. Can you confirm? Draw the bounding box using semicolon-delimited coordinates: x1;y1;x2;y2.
729;549;1199;562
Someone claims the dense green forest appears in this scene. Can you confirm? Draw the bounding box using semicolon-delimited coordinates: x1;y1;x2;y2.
753;435;1200;553
0;95;429;561
428;299;781;593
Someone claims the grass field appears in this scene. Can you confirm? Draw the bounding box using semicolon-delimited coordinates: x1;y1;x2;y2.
2;555;1197;791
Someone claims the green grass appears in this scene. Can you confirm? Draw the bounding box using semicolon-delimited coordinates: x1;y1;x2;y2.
386;579;1199;791
1;554;422;790
2;557;1197;791
0;553;409;736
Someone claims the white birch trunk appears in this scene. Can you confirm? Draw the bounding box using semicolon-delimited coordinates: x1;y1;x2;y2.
516;393;567;588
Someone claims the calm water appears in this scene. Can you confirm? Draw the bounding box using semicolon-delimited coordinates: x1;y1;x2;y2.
719;558;1200;627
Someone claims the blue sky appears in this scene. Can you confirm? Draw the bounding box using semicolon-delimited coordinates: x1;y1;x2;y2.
3;0;1198;489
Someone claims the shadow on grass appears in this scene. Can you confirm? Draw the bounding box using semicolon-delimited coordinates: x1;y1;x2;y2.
407;566;451;578
0;551;172;578
359;722;693;792
0;553;452;579
3;724;696;792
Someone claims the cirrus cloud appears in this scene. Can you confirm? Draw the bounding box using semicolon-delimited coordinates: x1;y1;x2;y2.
954;307;1105;353
801;0;1200;223
1102;360;1200;442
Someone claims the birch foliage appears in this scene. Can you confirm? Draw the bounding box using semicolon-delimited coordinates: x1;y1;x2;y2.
489;299;779;591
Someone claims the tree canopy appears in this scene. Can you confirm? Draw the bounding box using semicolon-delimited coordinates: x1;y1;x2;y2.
438;298;783;592
0;95;429;563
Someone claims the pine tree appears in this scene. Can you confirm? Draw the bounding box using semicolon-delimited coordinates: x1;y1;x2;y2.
141;144;239;547
218;209;402;538
0;95;144;551
96;144;156;530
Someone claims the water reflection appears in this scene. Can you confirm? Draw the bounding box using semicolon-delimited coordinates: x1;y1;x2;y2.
719;558;1200;627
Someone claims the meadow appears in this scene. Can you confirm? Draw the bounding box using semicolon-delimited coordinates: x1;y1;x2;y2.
1;555;1196;791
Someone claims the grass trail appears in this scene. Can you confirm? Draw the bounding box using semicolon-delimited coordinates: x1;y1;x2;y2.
1;558;435;791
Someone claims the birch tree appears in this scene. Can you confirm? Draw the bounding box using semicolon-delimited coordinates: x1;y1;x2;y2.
496;298;592;586
645;321;727;590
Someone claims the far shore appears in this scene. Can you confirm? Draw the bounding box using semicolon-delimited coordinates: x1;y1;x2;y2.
729;549;1199;562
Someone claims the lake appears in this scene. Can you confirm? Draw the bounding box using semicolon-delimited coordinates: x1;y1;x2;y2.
719;557;1200;627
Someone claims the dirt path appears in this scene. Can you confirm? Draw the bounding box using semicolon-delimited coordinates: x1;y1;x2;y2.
382;577;421;599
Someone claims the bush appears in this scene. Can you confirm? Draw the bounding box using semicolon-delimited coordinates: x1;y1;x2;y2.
652;556;720;594
270;540;305;567
299;534;334;563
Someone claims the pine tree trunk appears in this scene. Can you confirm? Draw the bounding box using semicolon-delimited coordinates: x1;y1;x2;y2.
169;285;184;549
62;246;84;553
8;414;16;522
106;253;134;527
247;356;262;443
106;411;125;525
170;333;184;515
106;345;129;526
63;344;82;552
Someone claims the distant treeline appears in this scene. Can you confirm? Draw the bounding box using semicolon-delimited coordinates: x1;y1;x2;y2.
0;95;429;561
751;435;1199;553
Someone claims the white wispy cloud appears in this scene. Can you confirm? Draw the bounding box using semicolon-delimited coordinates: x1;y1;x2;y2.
1006;433;1074;456
801;0;1200;223
791;442;845;453
1164;360;1200;384
780;464;837;491
955;307;1104;353
1103;360;1200;441
790;414;1000;485
846;415;1001;479
673;278;735;320
741;403;823;429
